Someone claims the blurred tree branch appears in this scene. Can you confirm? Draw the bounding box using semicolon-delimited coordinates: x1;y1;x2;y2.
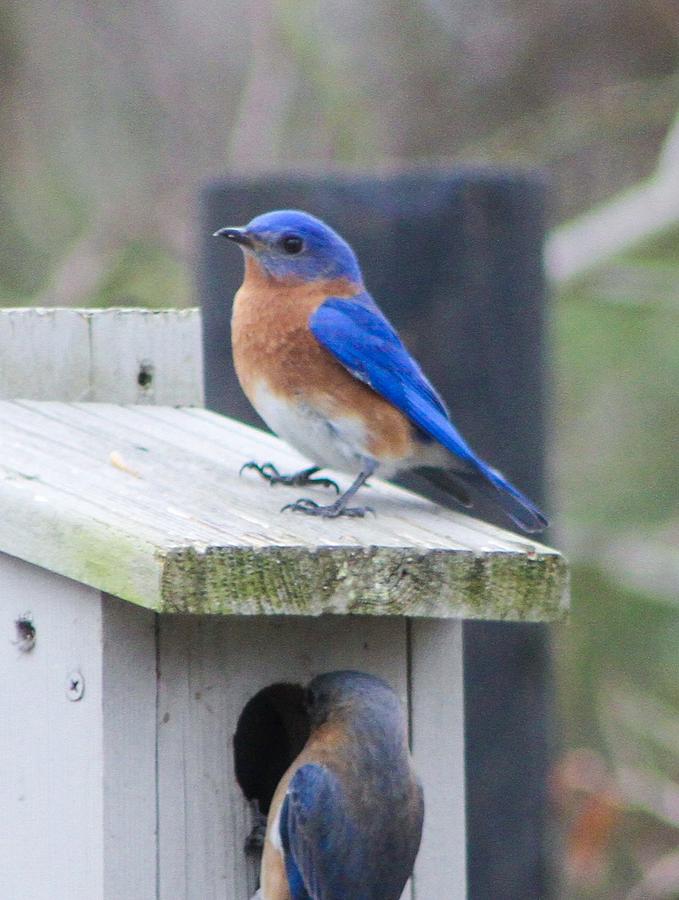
228;2;297;173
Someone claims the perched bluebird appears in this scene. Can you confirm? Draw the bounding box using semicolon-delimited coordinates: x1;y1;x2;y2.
256;670;423;900
215;210;547;531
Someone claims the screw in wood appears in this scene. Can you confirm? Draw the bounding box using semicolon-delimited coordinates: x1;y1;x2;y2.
66;671;85;701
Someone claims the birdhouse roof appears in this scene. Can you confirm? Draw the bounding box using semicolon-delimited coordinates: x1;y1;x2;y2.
0;401;567;619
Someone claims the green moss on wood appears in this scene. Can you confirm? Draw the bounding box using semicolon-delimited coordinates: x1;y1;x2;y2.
158;545;568;621
63;530;159;608
0;493;162;610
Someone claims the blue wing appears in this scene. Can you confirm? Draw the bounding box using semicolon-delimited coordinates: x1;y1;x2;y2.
309;295;547;532
280;764;364;900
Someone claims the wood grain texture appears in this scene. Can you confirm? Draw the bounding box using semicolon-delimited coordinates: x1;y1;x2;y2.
0;553;105;900
0;400;567;620
0;557;161;900
410;620;466;899
102;594;158;899
0;308;203;405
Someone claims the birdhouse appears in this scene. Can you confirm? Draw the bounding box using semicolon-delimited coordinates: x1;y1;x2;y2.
0;308;568;900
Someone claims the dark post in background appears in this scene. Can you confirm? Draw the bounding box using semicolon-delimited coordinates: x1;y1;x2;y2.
199;172;552;899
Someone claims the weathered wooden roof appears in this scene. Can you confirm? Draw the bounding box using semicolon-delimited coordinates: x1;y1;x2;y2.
0;401;567;619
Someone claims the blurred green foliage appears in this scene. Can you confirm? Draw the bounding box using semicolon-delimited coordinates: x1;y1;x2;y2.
555;225;679;896
83;243;190;309
557;264;679;528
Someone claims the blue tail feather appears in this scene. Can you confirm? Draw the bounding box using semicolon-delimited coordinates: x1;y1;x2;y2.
456;467;548;533
404;386;548;533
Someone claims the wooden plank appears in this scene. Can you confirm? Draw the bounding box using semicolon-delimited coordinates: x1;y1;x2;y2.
0;561;158;900
0;553;105;899
410;620;466;899
157;615;410;900
0;308;203;405
102;595;158;899
89;308;204;405
11;400;532;553
0;308;91;401
0;400;568;621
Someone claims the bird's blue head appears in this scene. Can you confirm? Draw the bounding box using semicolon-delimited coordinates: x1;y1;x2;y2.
306;670;406;737
214;210;363;285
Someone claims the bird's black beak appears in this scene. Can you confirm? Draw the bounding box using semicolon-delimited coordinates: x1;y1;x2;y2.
212;226;254;248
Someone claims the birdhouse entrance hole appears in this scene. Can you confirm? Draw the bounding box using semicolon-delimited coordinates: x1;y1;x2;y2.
234;682;311;816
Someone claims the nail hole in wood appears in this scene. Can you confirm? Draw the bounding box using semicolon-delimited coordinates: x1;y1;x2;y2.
14;614;36;652
137;361;154;389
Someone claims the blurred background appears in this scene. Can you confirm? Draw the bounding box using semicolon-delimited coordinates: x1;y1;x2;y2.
1;1;678;896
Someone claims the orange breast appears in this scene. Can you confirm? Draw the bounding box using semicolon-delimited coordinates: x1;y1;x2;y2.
231;257;415;461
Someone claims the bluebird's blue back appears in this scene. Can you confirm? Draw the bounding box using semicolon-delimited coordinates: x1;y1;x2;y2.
216;209;548;531
259;671;424;900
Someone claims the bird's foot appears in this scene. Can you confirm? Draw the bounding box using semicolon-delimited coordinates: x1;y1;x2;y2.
240;462;339;494
282;497;374;518
244;819;267;856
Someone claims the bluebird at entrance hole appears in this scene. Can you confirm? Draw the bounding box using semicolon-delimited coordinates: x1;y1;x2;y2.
215;209;547;531
254;670;423;900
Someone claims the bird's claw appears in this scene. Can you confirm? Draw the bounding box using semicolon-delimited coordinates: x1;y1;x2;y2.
240;461;277;479
240;461;340;493
244;820;267;856
282;497;375;518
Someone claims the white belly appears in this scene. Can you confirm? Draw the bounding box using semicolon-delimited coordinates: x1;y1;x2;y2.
253;382;370;474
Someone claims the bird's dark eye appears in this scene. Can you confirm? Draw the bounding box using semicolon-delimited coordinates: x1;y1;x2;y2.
281;234;304;255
